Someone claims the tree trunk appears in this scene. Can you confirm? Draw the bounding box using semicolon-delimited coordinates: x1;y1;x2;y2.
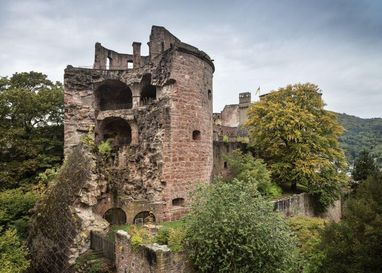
291;181;297;192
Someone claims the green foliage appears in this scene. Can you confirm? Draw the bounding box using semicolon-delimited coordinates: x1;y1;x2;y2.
155;227;169;245
0;228;30;273
246;83;348;209
0;72;64;190
223;135;229;142
167;228;185;252
319;172;382;273
129;225;153;249
0;188;38;238
185;180;299;273
337;113;382;166
288;216;326;273
351;150;379;183
98;140;112;155
80;126;96;151
224;149;282;197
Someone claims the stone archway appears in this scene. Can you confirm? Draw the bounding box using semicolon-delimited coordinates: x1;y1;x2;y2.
104;208;127;225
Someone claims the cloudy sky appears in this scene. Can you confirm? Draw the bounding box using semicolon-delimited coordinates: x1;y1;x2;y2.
0;0;381;118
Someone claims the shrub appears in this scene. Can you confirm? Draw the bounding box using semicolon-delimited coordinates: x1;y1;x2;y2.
129;225;153;249
155;227;169;245
0;228;30;273
167;228;185;253
185;180;299;273
224;149;282;197
288;216;326;273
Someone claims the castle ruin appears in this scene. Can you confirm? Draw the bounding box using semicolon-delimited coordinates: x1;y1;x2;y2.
29;26;215;273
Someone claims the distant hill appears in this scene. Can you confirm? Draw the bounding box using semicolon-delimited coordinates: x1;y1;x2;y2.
336;113;382;166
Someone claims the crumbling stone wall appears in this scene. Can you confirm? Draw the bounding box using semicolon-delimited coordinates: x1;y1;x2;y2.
273;193;342;222
28;146;109;273
115;231;194;273
212;141;247;179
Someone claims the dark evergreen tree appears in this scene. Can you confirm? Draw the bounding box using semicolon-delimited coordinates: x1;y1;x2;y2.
352;150;378;182
319;171;382;273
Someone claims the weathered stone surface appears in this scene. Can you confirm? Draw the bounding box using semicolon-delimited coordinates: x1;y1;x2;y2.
115;231;195;273
273;192;342;222
31;25;214;273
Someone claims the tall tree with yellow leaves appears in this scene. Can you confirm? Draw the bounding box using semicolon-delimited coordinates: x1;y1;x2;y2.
246;83;348;208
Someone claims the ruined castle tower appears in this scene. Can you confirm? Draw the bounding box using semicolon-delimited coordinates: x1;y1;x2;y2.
29;26;214;273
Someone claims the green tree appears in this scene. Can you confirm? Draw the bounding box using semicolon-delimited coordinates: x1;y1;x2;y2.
246;83;348;208
0;72;64;189
319;172;382;273
0;188;38;239
185;179;299;273
352;150;378;182
224;149;281;197
0;228;30;273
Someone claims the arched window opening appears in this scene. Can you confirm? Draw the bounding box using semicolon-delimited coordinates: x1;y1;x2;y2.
208;89;212;100
140;85;157;106
133;211;156;225
104;208;126;225
172;198;185;207
95;80;132;111
224;162;228;169
98;117;132;148
192;130;201;141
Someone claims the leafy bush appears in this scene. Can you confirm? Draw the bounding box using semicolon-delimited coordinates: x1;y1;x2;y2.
288;216;326;273
155;227;169;245
0;228;30;273
129;225;153;249
224;149;282;197
167;228;185;252
185;180;299;273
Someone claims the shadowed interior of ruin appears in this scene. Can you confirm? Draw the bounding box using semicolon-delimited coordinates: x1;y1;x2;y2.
95;80;132;110
133;211;156;225
104;208;127;225
98;117;132;147
140;84;156;105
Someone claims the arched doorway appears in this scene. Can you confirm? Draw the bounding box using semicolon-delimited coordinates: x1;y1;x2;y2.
104;208;127;225
133;211;156;225
95;80;132;110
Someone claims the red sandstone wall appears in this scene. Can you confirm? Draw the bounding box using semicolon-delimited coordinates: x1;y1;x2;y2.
160;50;214;221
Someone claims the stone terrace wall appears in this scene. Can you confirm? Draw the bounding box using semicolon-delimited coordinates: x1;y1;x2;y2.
115;231;194;273
273;193;342;222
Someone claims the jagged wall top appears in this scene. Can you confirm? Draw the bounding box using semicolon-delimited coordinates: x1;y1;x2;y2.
93;26;214;71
